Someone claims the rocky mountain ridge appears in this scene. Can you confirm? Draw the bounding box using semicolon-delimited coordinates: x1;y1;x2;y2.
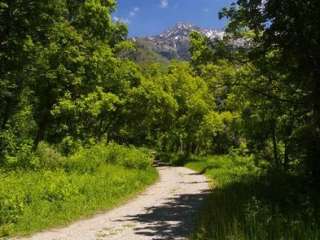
132;23;225;60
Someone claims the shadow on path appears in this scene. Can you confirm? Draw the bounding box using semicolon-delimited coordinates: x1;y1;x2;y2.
116;189;210;240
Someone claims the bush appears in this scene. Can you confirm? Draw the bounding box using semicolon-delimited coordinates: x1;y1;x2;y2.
0;193;25;236
58;136;81;155
106;143;153;169
0;166;158;237
156;152;187;166
0;142;158;237
63;145;105;173
186;155;320;240
35;142;66;170
2;142;65;171
2;142;154;173
3;144;38;170
64;143;153;173
41;172;79;202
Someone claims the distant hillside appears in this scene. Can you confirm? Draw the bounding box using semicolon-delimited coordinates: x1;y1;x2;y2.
131;39;169;65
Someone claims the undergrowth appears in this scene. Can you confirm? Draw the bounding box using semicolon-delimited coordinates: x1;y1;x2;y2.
186;155;320;240
0;143;158;237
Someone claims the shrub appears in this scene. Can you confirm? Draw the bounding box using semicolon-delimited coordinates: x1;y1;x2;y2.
58;136;81;155
35;142;66;170
0;164;158;237
156;152;187;166
2;142;154;173
0;142;157;236
3;142;65;171
106;143;153;169
63;145;104;173
187;155;320;240
0;193;25;236
3;144;38;170
64;143;153;173
42;173;79;202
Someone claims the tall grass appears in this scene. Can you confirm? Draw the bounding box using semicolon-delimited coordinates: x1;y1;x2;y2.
0;143;158;237
186;155;320;240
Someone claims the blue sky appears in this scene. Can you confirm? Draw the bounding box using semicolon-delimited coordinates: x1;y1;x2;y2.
113;0;234;37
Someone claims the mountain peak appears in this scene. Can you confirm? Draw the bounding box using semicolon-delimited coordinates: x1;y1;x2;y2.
135;23;225;60
173;22;195;30
156;23;224;41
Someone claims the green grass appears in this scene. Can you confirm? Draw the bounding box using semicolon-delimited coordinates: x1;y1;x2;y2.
0;143;158;237
185;155;320;240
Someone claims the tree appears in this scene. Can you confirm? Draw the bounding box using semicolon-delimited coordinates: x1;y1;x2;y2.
0;0;128;160
221;0;320;179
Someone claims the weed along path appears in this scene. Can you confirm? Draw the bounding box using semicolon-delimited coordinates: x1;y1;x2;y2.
18;167;210;240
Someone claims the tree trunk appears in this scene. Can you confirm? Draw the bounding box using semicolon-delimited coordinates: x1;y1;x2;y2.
271;120;279;168
33;110;49;150
1;100;11;130
283;142;289;170
311;70;320;183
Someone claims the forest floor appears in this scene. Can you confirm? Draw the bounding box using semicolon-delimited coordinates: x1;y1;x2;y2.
17;166;210;240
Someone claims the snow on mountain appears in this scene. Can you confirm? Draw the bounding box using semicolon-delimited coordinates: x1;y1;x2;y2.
134;23;225;60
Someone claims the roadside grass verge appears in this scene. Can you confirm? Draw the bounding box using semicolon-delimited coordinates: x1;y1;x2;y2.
185;155;320;240
0;143;158;237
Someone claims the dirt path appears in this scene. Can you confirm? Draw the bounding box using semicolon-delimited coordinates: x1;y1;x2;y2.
19;167;210;240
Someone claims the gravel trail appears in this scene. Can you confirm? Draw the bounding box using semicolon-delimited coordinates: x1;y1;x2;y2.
19;166;210;240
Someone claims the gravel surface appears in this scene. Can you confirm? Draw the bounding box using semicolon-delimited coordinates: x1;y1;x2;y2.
18;166;210;240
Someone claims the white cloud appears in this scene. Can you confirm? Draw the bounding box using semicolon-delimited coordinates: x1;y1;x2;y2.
114;6;140;25
113;16;131;24
129;7;140;17
160;0;168;8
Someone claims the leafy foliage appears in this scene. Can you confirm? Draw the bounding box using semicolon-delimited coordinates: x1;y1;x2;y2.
0;143;157;237
1;0;320;238
219;0;320;180
187;156;320;240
